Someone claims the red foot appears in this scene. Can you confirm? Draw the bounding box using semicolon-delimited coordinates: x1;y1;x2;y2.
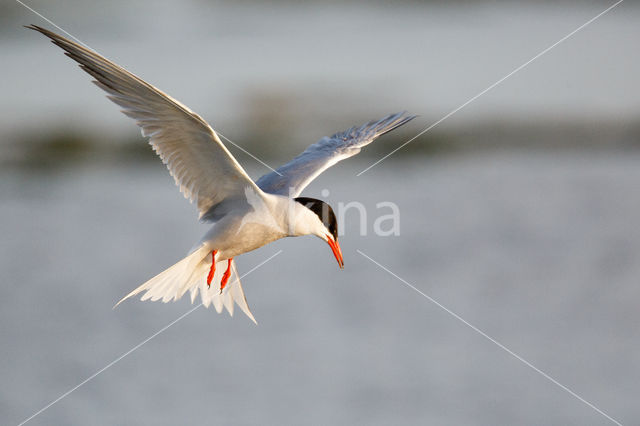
206;250;218;287
220;259;233;293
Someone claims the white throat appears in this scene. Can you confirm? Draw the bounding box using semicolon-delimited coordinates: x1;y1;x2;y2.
284;198;326;238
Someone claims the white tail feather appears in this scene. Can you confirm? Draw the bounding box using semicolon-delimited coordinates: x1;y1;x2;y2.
115;246;257;323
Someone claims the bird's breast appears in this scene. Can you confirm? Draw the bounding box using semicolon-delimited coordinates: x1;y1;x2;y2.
200;213;288;259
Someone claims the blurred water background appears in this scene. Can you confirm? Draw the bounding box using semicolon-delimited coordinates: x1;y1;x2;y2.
1;1;640;425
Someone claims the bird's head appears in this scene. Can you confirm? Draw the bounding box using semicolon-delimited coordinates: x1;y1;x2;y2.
293;197;344;269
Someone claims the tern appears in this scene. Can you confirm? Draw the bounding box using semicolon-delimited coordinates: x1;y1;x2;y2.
29;25;416;322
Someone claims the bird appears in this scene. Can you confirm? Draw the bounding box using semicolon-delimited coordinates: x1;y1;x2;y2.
28;25;416;323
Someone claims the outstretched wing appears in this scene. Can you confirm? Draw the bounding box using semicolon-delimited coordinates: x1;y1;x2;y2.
28;25;261;219
256;112;416;197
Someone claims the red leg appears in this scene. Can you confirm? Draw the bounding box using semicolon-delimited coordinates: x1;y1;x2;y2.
220;258;233;292
206;250;218;287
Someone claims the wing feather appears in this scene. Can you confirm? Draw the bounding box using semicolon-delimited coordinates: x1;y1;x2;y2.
256;112;416;196
28;25;260;219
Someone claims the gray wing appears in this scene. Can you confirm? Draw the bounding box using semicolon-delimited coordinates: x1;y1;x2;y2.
256;112;416;196
28;25;261;220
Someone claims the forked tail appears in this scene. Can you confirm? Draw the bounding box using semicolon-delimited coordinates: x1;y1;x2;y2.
115;245;256;323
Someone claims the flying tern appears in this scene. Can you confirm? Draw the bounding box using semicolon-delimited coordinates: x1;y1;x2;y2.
28;25;416;322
